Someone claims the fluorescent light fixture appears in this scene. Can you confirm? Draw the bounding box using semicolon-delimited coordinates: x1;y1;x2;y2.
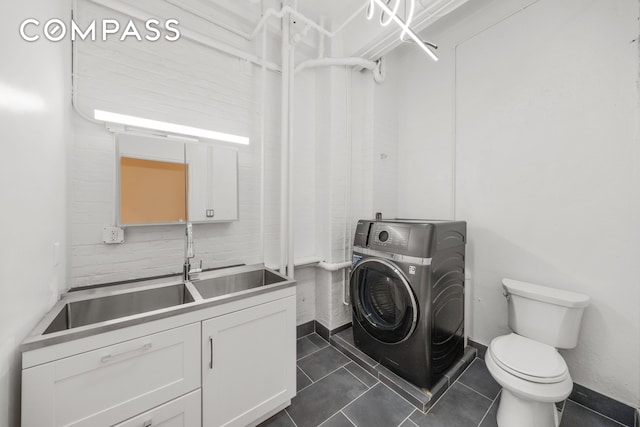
94;110;250;145
0;83;46;112
367;0;439;62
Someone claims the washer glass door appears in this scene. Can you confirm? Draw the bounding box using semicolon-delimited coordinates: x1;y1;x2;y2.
350;259;418;343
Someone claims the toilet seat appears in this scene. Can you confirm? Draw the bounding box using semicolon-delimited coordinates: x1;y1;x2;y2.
489;334;568;384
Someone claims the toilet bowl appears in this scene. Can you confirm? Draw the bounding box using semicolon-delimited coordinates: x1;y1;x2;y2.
486;279;590;427
486;334;573;427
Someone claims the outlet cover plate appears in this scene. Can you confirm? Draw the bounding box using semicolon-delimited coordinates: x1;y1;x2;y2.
103;227;125;244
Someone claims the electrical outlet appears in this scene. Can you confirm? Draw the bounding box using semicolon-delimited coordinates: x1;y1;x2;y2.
103;227;125;244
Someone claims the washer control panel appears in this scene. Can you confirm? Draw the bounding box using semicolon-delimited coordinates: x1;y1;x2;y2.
371;223;410;250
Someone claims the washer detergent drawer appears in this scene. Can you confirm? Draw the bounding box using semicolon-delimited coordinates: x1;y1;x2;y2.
21;323;200;427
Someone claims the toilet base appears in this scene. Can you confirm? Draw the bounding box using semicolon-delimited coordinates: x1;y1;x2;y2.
496;389;560;427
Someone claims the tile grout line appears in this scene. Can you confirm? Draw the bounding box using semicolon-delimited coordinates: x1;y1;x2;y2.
396;409;417;427
339;410;358;426
422;375;461;416
296;339;322;362
317;384;371;426
378;377;430;415
343;363;379;389
476;390;501;427
331;339;426;412
298;363;352;390
456;381;494;403
566;400;629;427
332;337;378;369
297;366;314;384
283;408;299;427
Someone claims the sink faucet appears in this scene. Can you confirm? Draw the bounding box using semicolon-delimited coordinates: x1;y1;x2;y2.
184;222;202;281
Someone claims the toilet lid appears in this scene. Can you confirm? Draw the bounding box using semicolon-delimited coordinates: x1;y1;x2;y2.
490;334;569;384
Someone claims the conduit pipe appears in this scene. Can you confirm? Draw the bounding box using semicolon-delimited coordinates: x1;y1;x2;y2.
250;2;369;41
287;17;296;280
251;6;333;40
279;8;290;276
259;24;267;265
317;261;352;272
295;57;377;73
86;0;281;72
165;0;253;41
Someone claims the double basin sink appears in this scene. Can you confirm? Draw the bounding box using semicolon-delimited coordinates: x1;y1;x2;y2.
25;265;291;349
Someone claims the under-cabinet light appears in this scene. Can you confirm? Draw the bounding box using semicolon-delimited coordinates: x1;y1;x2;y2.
367;0;439;62
94;110;250;145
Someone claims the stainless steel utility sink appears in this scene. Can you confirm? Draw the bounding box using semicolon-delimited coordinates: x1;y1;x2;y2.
23;264;295;350
193;269;287;300
44;283;195;334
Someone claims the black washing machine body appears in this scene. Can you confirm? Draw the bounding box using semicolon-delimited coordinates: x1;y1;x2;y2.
349;219;466;389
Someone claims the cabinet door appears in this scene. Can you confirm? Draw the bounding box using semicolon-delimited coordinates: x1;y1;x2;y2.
114;390;201;427
209;146;238;222
202;297;296;427
186;144;238;223
22;323;200;427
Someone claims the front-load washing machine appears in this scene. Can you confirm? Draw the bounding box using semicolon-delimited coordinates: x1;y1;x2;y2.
350;219;467;389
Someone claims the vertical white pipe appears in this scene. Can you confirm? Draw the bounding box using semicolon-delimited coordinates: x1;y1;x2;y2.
342;67;354;306
318;16;325;59
287;23;296;279
279;4;290;275
260;24;267;264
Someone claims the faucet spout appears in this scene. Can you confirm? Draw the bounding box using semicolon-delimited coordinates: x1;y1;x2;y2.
184;223;202;282
186;222;195;260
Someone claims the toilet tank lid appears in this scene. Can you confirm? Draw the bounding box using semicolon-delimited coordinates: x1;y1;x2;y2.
502;279;590;308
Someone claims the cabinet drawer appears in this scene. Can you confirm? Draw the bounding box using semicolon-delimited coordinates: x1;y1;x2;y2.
114;390;201;427
22;323;200;427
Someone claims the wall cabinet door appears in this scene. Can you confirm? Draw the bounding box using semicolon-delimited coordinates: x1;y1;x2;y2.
114;390;201;427
22;323;200;427
186;144;238;223
202;297;296;427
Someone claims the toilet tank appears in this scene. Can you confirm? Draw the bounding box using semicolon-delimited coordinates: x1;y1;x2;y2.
503;279;590;349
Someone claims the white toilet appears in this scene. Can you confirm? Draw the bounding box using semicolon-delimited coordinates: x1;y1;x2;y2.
485;278;590;427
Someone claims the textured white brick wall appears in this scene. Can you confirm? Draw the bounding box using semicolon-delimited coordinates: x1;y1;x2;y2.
70;1;284;287
312;65;400;331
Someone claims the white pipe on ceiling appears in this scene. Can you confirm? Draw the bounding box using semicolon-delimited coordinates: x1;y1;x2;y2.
86;0;281;72
295;57;377;73
165;0;253;40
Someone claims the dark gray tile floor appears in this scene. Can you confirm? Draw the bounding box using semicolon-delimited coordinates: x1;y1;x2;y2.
259;333;627;427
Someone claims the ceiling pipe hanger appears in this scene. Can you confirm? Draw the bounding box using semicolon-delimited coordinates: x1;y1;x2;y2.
366;0;439;61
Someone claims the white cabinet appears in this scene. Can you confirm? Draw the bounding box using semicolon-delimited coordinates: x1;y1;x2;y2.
21;323;200;427
201;296;296;427
186;143;238;222
114;390;201;427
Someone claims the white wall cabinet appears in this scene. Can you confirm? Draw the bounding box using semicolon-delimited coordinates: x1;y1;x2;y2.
186;143;238;223
201;296;296;427
22;323;200;427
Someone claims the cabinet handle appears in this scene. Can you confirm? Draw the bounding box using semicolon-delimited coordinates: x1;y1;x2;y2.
101;342;152;364
209;336;214;370
143;419;152;427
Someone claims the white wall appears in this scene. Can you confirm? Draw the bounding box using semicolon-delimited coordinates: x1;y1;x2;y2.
0;1;71;425
393;0;640;406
